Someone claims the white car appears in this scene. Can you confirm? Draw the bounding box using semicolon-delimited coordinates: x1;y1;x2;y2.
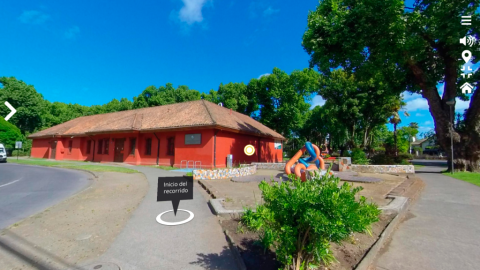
0;144;7;163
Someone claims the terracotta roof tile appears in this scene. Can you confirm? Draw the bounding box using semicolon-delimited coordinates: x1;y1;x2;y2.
28;100;285;140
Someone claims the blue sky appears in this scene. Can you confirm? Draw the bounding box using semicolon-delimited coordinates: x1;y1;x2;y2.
0;0;474;137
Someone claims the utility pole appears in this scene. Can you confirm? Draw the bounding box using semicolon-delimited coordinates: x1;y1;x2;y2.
446;99;455;174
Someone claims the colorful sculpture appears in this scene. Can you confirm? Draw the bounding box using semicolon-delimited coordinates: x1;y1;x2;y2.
285;142;325;181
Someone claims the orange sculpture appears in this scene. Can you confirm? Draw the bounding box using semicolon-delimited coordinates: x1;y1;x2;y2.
285;142;325;181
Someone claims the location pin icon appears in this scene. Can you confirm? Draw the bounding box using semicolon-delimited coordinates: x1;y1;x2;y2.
462;50;472;63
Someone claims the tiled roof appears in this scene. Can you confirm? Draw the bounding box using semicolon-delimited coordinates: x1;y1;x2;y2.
28;100;285;140
411;138;428;146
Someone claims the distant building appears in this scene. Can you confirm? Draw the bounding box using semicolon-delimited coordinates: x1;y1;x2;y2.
28;100;285;168
411;137;436;151
411;137;443;155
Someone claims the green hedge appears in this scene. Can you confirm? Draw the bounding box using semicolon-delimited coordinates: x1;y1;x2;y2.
11;150;30;157
370;153;413;165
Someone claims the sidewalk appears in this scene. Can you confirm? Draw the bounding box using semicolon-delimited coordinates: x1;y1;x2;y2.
374;166;480;270
93;166;237;270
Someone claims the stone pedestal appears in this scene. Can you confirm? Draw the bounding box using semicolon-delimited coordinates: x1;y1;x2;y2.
339;157;352;172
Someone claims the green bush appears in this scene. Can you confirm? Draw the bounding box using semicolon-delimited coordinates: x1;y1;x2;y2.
330;152;340;157
241;173;380;270
11;150;30;157
370;153;393;165
348;148;370;164
370;153;413;165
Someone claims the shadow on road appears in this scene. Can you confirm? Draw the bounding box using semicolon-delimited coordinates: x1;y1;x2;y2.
0;230;82;270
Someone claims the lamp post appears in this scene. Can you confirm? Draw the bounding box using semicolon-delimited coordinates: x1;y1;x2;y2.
446;99;456;174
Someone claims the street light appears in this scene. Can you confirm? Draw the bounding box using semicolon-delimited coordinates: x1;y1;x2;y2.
446;99;456;174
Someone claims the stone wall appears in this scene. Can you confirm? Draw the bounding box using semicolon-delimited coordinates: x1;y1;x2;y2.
193;165;257;180
351;165;414;174
250;162;286;170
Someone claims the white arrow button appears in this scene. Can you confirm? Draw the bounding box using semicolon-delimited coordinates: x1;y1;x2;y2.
4;101;16;121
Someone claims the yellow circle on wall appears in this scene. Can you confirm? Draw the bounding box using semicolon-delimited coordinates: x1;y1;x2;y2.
244;145;255;156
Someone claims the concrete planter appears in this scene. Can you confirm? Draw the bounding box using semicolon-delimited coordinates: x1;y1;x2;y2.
193;165;257;180
351;165;414;174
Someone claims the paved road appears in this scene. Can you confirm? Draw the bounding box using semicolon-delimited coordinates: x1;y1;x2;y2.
93;166;237;270
0;164;91;229
411;159;448;167
375;165;480;270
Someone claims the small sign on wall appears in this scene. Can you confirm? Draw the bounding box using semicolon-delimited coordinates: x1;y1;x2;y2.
274;140;282;150
185;134;201;145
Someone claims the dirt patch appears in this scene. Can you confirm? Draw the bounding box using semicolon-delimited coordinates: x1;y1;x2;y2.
221;212;395;270
0;171;148;270
201;173;406;210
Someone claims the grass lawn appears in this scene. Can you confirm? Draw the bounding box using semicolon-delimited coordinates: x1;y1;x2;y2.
140;165;178;170
58;165;138;173
9;159;139;174
443;171;480;187
9;158;66;167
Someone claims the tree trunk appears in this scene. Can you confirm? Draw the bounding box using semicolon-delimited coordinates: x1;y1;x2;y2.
394;123;398;157
408;61;480;172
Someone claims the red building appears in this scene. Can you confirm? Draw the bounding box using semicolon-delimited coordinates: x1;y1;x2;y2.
28;100;285;168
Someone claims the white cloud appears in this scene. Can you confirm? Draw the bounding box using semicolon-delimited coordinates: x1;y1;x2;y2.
310;95;326;108
257;73;270;79
423;120;432;125
405;97;429;111
18;10;50;24
415;113;424;117
64;26;80;40
455;98;471;111
177;0;209;25
263;6;279;16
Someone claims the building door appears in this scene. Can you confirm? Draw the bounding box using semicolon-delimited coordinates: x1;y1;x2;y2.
50;141;57;159
114;139;125;162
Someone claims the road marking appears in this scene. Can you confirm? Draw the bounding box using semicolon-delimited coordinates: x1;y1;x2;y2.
0;179;21;188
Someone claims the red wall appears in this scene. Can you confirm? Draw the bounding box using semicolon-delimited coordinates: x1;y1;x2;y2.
31;138;51;159
215;131;283;167
172;129;214;169
30;128;282;168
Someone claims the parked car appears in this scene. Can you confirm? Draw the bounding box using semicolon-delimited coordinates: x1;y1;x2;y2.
0;144;7;163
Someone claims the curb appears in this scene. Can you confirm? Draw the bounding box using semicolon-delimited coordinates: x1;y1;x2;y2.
354;196;409;270
62;167;99;179
197;180;217;199
354;177;425;270
209;198;246;216
224;229;248;270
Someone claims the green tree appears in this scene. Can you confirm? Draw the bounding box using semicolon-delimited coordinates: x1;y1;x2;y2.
0;77;45;134
247;68;320;138
303;0;480;171
319;69;402;149
0;118;24;150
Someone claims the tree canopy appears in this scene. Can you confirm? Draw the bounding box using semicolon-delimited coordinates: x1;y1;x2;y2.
303;0;480;171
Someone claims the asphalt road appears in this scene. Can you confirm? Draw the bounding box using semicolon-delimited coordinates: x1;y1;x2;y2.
0;164;91;229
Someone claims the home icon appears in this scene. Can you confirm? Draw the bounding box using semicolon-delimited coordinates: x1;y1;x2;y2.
461;82;474;94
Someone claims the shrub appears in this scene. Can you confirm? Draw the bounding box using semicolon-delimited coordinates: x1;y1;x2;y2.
370;153;413;165
241;173;380;270
11;149;30;157
348;148;370;164
330;152;340;157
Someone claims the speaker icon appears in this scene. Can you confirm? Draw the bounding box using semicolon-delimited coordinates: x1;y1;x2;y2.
460;36;477;47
